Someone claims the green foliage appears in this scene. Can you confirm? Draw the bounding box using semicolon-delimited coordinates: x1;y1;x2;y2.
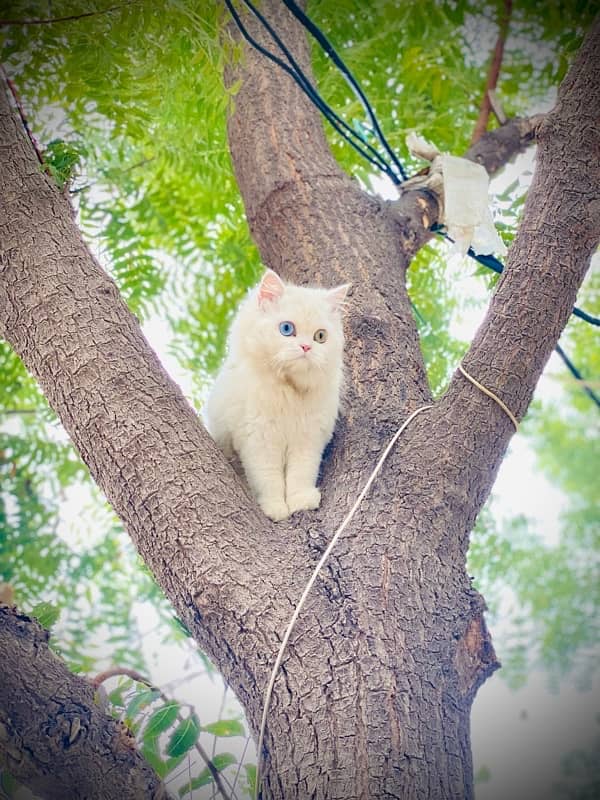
167;713;201;757
474;764;492;784
29;601;61;629
202;718;245;738
104;677;248;794
144;701;180;739
244;763;258;797
43;137;87;189
554;717;600;799
178;752;237;795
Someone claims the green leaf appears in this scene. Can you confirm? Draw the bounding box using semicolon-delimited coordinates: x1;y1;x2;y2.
29;601;60;629
178;752;237;795
202;718;245;738
166;713;201;757
107;684;129;708
170;615;192;637
126;688;161;721
143;702;180;741
141;738;169;779
244;763;257;796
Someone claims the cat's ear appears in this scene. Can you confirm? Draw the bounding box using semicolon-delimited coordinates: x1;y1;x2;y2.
258;269;285;307
327;283;351;313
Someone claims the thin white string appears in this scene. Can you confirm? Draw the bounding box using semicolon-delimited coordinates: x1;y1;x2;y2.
458;363;519;431
254;403;433;800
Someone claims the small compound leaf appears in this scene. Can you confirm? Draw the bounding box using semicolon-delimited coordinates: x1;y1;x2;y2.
170;615;192;637
105;680;132;709
244;763;257;796
202;719;245;738
30;601;60;629
141;739;169;779
143;702;180;741
167;713;201;757
126;688;161;722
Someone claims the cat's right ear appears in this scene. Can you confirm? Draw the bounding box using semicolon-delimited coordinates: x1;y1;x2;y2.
258;269;285;307
327;283;351;313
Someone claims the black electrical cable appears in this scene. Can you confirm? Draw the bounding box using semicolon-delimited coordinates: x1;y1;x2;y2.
555;344;600;408
432;228;600;328
572;306;600;327
225;1;598;407
280;0;408;181
224;0;403;184
234;0;392;176
431;230;600;409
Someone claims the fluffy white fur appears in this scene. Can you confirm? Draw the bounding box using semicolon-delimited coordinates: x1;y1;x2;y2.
206;269;349;521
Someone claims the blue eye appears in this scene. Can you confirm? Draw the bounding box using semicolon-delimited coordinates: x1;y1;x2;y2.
279;321;296;336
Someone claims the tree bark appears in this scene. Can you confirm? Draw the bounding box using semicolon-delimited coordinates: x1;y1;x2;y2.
0;4;598;799
224;5;600;799
0;604;166;800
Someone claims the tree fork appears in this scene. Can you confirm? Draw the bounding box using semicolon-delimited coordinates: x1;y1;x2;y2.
0;4;598;800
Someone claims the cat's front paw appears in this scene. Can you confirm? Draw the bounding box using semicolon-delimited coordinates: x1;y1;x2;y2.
260;497;290;522
287;487;321;515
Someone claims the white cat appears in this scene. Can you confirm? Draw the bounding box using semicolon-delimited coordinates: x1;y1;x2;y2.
206;269;349;521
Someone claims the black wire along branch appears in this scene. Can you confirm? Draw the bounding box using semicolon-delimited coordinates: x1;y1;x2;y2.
224;0;405;185
225;0;598;409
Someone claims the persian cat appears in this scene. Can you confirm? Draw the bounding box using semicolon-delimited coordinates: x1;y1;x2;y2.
206;269;349;521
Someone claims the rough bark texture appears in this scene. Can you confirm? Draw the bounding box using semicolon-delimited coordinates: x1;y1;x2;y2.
0;3;598;798
0;604;166;800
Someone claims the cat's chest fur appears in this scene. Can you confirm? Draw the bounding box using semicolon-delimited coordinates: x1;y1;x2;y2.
228;359;338;439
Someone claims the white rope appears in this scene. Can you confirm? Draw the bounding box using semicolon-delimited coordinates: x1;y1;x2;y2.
254;403;433;800
458;363;519;431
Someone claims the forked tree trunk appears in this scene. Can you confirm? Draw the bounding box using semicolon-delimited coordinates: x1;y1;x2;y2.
0;3;598;798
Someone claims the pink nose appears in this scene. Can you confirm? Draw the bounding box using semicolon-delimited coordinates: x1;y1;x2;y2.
300;344;311;353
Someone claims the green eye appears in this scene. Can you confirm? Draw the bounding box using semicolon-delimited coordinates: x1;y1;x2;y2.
314;329;327;343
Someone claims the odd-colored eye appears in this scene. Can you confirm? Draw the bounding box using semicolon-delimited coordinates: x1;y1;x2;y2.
314;329;327;343
279;321;296;336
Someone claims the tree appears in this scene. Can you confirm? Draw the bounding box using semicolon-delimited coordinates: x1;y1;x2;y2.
0;1;598;798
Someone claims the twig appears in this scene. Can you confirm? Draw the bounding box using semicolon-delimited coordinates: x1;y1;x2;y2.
210;682;229;800
471;0;513;144
91;667;235;800
91;666;152;688
487;88;507;124
230;736;252;800
0;65;45;167
0;1;137;26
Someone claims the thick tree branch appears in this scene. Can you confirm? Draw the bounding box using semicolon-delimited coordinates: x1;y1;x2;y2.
0;604;166;800
465;113;545;173
0;73;305;706
386;113;545;255
438;17;600;510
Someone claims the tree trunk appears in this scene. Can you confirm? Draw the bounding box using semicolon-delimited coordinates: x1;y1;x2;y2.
0;604;166;800
0;4;598;799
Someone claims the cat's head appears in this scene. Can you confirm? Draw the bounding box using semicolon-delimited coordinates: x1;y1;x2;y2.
232;269;350;388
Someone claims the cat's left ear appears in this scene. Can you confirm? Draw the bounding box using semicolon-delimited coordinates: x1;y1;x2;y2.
258;269;285;307
327;283;351;313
